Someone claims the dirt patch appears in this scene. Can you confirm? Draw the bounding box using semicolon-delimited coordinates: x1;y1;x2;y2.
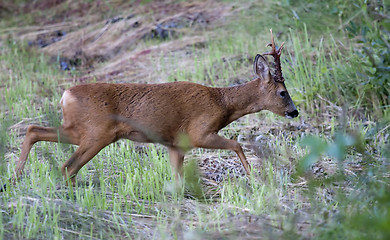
4;1;243;84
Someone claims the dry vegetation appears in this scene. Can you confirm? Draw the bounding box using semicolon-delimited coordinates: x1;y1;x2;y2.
0;0;389;239
3;0;246;83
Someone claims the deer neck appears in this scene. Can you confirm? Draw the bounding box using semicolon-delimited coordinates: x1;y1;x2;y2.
219;79;264;123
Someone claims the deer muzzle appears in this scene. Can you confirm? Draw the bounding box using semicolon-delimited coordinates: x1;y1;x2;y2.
285;109;299;119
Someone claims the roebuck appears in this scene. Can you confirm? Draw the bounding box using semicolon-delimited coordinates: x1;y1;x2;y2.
2;29;298;191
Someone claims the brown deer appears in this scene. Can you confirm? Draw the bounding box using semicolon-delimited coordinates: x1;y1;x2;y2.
2;29;298;191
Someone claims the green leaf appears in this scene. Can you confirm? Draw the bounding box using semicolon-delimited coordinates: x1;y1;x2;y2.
298;136;328;172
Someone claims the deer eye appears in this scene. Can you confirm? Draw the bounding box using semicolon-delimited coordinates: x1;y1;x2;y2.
279;91;287;98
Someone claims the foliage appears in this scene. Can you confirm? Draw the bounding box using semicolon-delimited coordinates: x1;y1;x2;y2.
0;117;11;178
280;0;390;115
0;0;389;239
298;127;390;239
346;0;390;109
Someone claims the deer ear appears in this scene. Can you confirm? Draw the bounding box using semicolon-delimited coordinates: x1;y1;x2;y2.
253;54;270;80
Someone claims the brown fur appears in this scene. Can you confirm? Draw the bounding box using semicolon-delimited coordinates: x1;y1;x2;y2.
12;54;298;186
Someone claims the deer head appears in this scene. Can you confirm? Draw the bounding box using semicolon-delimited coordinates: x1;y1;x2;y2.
253;29;298;119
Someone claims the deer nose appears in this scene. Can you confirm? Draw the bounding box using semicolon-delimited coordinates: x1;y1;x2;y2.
286;110;299;119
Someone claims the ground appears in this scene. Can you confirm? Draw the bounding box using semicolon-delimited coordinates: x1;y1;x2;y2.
0;0;389;239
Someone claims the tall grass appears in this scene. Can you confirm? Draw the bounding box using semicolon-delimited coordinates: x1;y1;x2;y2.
0;0;389;239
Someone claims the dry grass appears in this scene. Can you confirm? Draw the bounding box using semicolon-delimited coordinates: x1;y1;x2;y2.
3;0;246;85
1;0;389;239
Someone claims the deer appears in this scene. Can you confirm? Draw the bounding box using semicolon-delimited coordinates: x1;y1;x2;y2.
1;29;298;192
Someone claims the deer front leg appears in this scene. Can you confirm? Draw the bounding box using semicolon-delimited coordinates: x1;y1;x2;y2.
194;133;251;175
168;147;185;184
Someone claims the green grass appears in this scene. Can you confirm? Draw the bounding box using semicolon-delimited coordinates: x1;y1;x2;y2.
0;0;389;239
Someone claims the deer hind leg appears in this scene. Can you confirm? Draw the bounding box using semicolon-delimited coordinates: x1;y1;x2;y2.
61;136;113;185
14;125;80;180
193;133;251;175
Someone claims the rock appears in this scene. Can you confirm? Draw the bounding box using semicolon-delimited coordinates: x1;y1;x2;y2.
60;61;70;71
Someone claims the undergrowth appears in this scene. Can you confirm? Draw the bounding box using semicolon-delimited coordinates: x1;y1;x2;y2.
0;0;389;239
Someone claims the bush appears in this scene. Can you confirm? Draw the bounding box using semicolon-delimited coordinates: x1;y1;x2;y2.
346;1;390;109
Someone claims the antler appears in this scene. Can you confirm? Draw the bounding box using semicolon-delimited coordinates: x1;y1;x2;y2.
263;29;285;83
